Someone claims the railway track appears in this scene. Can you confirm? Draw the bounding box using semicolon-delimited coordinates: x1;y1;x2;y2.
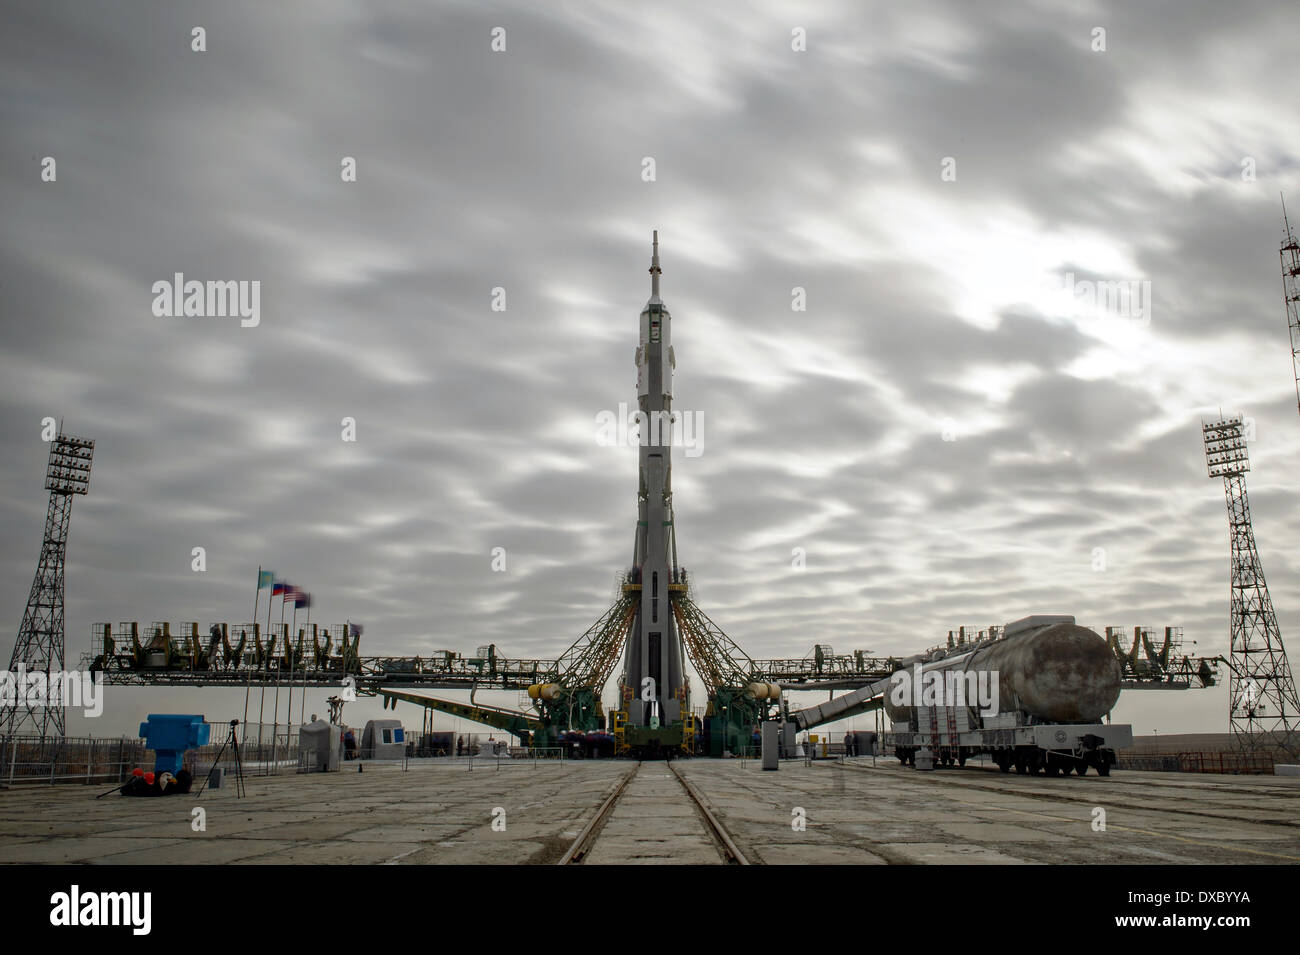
557;765;638;864
558;761;750;865
668;761;751;865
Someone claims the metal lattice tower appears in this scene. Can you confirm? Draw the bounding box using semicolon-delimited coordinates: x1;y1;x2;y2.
671;593;761;697
1202;417;1300;758
0;432;94;739
1280;198;1300;421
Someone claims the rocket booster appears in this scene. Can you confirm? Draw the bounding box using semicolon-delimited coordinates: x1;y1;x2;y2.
625;231;686;728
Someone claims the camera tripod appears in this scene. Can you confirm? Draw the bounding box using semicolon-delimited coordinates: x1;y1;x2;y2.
197;718;246;798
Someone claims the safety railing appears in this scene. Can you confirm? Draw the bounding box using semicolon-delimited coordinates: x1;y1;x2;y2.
432;747;567;771
0;735;145;786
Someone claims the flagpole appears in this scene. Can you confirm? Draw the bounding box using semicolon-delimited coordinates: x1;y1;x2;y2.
272;660;281;772
288;595;297;732
261;584;277;760
247;567;263;744
286;607;294;749
297;600;312;728
287;593;303;742
252;565;262;632
286;595;298;748
273;591;288;773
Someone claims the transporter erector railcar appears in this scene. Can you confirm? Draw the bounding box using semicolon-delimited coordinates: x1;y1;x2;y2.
881;615;1133;776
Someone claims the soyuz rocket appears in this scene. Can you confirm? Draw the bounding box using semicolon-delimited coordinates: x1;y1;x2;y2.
624;232;687;729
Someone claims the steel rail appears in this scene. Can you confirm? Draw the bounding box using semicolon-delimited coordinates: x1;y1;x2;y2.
668;761;750;865
557;765;638;865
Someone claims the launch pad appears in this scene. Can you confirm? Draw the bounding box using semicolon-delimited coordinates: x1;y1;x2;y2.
0;757;1296;865
72;234;1223;763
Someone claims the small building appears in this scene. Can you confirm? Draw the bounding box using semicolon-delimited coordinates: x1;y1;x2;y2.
361;719;406;759
298;720;343;772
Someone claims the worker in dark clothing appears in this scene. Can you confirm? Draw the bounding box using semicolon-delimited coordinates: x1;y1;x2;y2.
456;735;465;757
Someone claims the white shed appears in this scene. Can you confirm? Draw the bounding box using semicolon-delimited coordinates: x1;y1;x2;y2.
361;719;406;759
298;720;343;772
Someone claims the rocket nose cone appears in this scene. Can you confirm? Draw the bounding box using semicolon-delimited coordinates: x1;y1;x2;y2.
649;230;662;298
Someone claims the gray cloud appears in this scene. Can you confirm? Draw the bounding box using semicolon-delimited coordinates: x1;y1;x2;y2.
3;0;1299;739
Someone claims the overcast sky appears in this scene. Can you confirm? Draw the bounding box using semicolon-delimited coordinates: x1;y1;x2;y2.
4;0;1300;738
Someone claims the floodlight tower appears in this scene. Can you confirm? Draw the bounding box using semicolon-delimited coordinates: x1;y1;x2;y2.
0;431;95;739
1280;199;1300;422
1202;416;1300;758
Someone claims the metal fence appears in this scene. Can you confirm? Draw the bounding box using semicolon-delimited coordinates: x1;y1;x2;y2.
185;721;300;779
0;731;664;786
0;725;305;788
0;735;145;786
439;733;525;757
1116;751;1276;775
451;748;567;771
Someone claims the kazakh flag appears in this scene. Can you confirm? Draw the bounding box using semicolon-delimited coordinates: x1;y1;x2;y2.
258;570;274;590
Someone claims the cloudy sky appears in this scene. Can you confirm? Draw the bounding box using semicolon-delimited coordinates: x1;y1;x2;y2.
3;0;1299;738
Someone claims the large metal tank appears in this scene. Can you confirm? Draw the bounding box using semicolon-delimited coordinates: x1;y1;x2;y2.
883;621;1121;724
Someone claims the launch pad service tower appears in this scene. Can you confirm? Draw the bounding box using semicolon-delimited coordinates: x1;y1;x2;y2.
623;231;689;740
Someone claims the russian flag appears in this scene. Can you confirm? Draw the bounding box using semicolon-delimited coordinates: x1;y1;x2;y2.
273;581;288;598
